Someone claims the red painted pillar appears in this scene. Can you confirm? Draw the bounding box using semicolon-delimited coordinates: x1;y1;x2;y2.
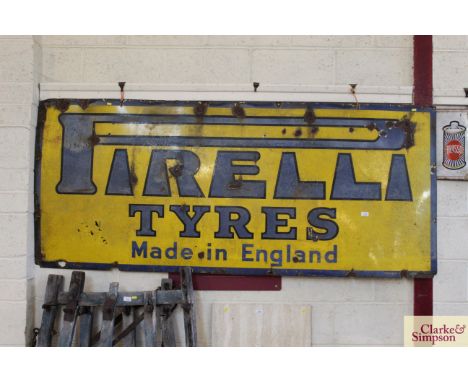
413;35;433;316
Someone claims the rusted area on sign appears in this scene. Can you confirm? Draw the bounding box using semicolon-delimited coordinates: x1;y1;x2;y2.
55;99;70;113
194;101;208;120
33;102;48;272
345;269;356;277
88;131;100;146
94;221;108;245
169;161;184;178
79;99;91;111
129;167;138;189
34;206;41;221
366;122;376;131
294;128;302;137
306;227;319;242
232;103;245;119
310;126;319;135
129;148;138;188
395;116;416;149
304;109;316;125
228;176;243;190
402;117;416;148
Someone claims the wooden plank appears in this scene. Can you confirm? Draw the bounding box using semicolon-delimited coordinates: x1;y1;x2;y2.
58;271;86;347
160;278;176;347
77;292;144;307
155;290;183;305
143;292;156;346
59;290;182;306
116;293;145;306
37;274;64;347
161;313;176;346
155;304;163;347
113;310;144;346
78;306;94;347
121;307;136;347
92;311;123;346
181;267;197;347
98;282;119;347
59;291;105;306
152;290;158;346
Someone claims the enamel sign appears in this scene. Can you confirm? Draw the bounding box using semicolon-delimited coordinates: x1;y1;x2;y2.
437;109;468;179
35;101;436;277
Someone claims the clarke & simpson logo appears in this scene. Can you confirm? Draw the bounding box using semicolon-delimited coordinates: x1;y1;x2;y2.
404;316;468;347
411;323;466;345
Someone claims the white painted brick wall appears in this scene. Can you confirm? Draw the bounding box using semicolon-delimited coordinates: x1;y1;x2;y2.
335;49;412;86
433;100;468;317
0;302;28;345
0;35;39;346
41;48;83;82
434;35;468;94
0;39;35;83
434;51;468;90
252;49;335;85
210;303;312;346
333;303;412;345
39;35;414;88
83;48;251;83
434;261;466;302
2;35;468;346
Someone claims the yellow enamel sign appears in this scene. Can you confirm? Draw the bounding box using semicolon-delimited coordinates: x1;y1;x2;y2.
35;101;436;277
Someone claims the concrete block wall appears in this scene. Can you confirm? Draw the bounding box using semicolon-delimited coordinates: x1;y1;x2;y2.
434;181;468;314
434;36;468;90
433;37;468;316
0;36;40;345
0;35;467;345
38;35;413;87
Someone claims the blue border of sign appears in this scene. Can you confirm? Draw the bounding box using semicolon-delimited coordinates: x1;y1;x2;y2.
34;100;437;278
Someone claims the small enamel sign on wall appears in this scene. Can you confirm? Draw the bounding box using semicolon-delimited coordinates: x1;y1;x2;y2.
437;110;468;180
